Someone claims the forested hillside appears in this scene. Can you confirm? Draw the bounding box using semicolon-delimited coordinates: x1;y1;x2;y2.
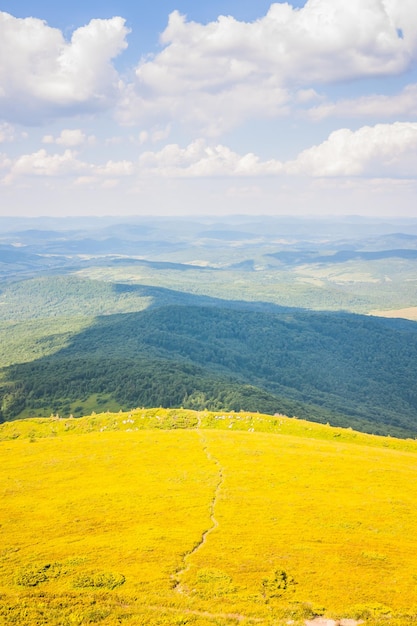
2;216;417;438
2;299;417;437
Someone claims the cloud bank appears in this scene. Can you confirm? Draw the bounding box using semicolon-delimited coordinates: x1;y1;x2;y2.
119;0;417;132
2;122;416;186
1;1;417;216
0;12;129;124
2;1;416;131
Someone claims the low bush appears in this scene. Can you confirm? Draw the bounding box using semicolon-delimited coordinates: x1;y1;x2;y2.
72;571;125;590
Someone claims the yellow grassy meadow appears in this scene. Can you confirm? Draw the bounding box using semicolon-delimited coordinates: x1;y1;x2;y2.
1;409;417;625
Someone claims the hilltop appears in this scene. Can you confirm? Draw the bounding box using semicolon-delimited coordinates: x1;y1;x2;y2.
2;408;417;625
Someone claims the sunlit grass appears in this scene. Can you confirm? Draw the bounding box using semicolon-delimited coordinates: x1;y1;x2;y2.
185;430;417;616
1;409;417;624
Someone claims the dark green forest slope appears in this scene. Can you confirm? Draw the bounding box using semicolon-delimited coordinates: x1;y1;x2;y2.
2;298;417;437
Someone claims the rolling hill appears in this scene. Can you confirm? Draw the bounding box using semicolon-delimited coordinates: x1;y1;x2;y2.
1;409;417;625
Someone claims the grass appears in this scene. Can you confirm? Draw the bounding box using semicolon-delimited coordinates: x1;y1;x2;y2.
1;409;417;624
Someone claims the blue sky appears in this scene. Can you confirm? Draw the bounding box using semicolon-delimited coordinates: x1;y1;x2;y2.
1;0;417;217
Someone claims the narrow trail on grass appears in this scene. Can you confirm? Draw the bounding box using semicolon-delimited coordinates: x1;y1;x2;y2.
173;414;223;592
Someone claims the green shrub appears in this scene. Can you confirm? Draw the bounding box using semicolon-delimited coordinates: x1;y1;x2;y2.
73;571;125;590
262;569;297;601
349;602;392;619
15;562;61;587
194;567;236;598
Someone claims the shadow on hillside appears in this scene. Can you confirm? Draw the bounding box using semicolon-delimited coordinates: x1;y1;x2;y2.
111;281;299;313
1;282;417;438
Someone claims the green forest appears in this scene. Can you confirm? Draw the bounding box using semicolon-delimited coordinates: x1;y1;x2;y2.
1;293;417;437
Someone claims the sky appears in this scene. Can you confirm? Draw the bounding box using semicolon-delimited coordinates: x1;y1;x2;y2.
1;0;417;218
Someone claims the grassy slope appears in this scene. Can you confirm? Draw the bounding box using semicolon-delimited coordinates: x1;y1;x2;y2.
1;409;417;625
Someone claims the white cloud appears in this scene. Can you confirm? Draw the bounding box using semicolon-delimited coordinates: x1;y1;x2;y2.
119;78;290;136
2;148;134;185
4;149;86;182
3;122;417;187
0;153;11;169
2;2;416;138
42;135;55;145
101;179;121;189
286;122;417;177
95;160;134;177
309;83;417;120
0;12;129;124
74;176;97;186
138;131;149;145
138;122;417;179
120;0;417;133
42;129;95;146
57;130;88;146
137;125;171;145
296;89;322;104
383;0;417;57
74;159;133;190
150;125;172;143
138;139;283;177
105;136;124;146
0;122;16;143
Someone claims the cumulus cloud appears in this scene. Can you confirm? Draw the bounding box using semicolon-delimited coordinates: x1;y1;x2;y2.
138;122;417;179
138;139;283;177
120;0;417;132
3;139;283;183
55;130;89;146
3;122;417;186
74;160;133;188
42;129;96;146
2;148;134;185
0;12;129;124
3;149;87;183
2;2;416;136
308;83;417;120
95;160;134;177
286;122;417;177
